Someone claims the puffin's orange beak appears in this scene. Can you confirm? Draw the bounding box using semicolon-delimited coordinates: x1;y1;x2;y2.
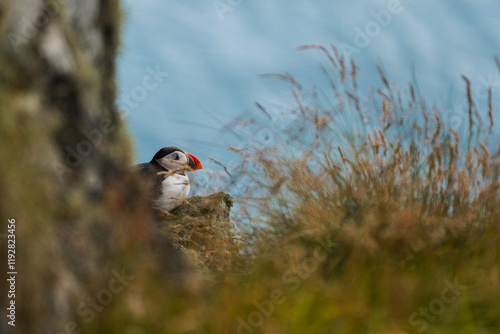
187;153;203;170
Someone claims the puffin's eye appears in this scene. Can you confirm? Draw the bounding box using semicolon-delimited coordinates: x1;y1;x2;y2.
173;153;179;160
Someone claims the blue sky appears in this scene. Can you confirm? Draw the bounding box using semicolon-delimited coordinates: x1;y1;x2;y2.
117;0;500;186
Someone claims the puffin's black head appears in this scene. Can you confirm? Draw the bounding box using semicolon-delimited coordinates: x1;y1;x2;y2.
150;146;203;171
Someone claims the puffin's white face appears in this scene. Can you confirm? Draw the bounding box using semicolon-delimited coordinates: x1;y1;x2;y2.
156;150;188;171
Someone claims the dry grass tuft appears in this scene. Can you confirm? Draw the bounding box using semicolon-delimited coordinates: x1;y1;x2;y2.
202;47;500;333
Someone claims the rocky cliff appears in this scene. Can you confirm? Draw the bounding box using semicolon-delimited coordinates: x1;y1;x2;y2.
0;1;235;333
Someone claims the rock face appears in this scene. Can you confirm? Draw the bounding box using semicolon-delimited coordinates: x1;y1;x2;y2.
0;1;236;333
162;192;239;275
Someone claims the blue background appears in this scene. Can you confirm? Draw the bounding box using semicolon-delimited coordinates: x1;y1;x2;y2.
117;0;500;193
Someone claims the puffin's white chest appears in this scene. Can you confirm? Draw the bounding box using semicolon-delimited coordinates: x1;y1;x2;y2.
155;173;190;212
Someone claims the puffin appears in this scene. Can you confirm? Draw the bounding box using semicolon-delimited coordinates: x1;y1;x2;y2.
137;146;203;212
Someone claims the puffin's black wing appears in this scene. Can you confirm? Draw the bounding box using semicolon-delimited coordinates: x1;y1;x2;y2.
137;162;165;200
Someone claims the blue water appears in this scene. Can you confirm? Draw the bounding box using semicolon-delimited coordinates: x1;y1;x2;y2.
117;0;500;193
